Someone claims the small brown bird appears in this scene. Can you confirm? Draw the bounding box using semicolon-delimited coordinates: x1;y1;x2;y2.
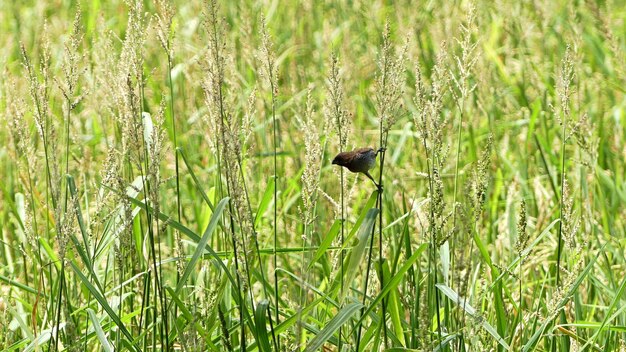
332;147;385;190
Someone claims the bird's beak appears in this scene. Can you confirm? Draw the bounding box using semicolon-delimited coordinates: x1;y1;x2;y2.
332;158;338;165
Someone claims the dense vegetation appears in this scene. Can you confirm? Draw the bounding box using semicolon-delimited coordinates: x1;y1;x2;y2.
1;0;625;351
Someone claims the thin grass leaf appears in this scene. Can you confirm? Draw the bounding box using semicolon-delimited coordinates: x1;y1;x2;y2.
254;300;273;352
311;219;341;266
174;197;229;296
5;339;29;352
0;274;37;294
87;308;113;352
7;304;33;340
580;274;626;349
23;324;64;352
278;268;340;308
347;192;379;240
274;297;325;336
351;243;427;330
254;177;275;227
568;321;626;333
340;208;378;301
122;193;258;333
432;333;462;352
472;231;508;337
436;283;510;350
488;219;559;290
303;302;363;352
380;259;405;346
522;243;606;352
178;148;214;208
66;175;92;264
69;261;139;351
165;287;215;344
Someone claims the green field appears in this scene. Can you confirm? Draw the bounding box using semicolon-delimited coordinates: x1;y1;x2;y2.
1;0;625;351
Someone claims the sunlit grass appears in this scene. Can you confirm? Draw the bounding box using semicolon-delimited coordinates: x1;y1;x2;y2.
1;0;625;351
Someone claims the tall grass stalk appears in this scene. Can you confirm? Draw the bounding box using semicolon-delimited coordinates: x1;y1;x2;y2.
127;1;170;346
356;22;406;350
155;0;182;302
260;16;280;350
296;87;323;349
325;52;349;350
555;45;574;289
554;44;575;352
515;199;528;347
413;46;449;348
450;6;477;342
203;1;248;348
21;28;68;350
2;1;625;351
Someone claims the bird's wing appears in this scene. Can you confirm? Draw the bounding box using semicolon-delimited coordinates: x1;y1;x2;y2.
354;147;374;155
341;151;358;164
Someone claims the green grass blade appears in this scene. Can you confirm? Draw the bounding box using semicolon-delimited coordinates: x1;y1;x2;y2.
351;243;427;331
347;192;379;240
165;287;214;343
522;243;607;352
436;283;510;350
66;175;92;264
311;219;341;266
254;299;273;352
340;208;378;302
174;197;229;296
303;302;363;352
0;274;37;294
69;261;139;351
580;273;626;349
380;258;405;346
254;177;275;227
87;308;114;352
178;147;214;209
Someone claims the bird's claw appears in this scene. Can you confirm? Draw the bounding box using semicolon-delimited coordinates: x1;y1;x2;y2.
377;147;386;155
376;183;384;192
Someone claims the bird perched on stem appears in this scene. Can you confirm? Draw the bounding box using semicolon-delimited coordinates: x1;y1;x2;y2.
332;147;385;190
